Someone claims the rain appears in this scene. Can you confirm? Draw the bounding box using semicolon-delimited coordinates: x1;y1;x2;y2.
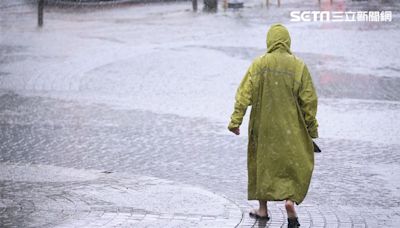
0;0;400;227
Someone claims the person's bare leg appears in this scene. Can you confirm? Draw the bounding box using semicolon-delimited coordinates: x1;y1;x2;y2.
259;200;268;216
285;200;297;218
250;200;268;217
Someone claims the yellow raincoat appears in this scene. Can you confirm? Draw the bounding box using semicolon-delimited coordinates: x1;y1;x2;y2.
228;24;318;204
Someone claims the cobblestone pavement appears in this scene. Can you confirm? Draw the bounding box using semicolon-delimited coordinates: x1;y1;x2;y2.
1;0;400;227
0;163;241;227
1;93;399;227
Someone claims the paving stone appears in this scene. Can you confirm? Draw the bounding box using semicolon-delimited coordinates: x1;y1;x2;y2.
1;0;400;227
0;163;242;227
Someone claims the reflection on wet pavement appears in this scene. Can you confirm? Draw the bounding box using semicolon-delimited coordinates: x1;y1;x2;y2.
1;0;400;227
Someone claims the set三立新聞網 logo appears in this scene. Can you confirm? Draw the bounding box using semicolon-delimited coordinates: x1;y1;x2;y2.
290;11;392;22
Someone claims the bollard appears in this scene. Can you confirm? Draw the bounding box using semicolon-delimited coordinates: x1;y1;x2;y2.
192;0;198;12
38;0;44;27
204;0;217;12
266;0;281;8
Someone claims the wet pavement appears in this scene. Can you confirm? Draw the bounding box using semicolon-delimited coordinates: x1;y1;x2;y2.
0;163;242;227
1;0;400;227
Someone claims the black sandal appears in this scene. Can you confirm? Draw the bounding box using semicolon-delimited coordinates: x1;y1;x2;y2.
249;210;270;220
287;217;300;228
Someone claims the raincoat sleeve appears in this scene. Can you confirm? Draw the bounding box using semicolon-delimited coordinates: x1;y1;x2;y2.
298;65;319;138
228;67;253;131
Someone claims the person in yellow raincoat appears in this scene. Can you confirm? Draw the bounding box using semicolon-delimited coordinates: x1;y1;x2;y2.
228;24;318;228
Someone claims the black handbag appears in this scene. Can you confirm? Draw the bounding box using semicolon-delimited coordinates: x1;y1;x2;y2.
313;141;321;153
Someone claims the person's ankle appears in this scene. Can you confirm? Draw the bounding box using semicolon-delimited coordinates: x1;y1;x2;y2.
258;208;267;214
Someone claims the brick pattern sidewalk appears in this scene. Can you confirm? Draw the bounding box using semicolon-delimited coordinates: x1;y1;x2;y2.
0;164;242;227
1;94;399;227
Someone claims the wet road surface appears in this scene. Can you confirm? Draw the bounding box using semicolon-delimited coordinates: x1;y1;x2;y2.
1;0;400;227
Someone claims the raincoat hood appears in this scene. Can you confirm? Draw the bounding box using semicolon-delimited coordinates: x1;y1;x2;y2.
267;24;291;54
